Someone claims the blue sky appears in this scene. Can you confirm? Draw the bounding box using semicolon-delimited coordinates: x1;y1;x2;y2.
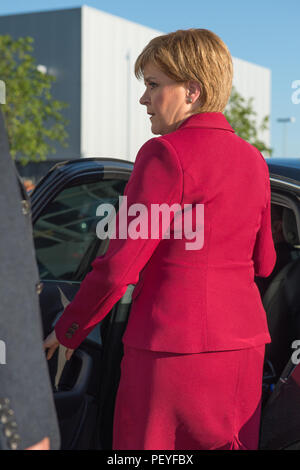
0;0;299;157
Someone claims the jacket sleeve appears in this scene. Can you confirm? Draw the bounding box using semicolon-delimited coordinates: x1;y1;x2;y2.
0;110;60;450
54;137;183;349
252;166;277;278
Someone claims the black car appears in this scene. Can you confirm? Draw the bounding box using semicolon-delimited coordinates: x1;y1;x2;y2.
29;156;300;450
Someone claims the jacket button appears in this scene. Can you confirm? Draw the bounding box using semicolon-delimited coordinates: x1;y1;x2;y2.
65;332;72;339
4;426;13;438
3;420;17;439
71;323;79;330
0;398;10;409
0;414;9;424
0;408;13;422
21;200;30;216
36;282;43;295
8;433;21;450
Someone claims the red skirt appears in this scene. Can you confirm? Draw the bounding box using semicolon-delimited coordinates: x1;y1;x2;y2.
112;344;265;450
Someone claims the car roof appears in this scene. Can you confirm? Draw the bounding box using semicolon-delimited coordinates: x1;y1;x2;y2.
266;158;300;182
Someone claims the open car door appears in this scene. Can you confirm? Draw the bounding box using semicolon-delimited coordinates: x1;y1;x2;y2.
31;158;134;449
260;359;300;449
258;179;300;450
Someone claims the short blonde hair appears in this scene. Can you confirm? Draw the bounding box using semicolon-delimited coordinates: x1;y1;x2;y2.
135;29;233;113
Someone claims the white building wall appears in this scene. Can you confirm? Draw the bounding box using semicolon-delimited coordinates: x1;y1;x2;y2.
0;8;82;161
0;7;271;164
81;6;160;162
232;57;271;147
81;6;271;161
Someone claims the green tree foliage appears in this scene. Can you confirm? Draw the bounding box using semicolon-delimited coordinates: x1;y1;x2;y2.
225;86;272;156
0;35;69;165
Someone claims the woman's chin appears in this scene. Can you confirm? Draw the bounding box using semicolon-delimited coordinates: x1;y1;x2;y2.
151;124;161;135
151;122;166;136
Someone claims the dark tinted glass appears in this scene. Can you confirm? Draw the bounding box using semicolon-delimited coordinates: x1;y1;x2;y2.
33;179;126;281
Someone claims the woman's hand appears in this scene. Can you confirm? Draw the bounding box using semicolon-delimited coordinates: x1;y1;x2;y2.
43;329;74;361
26;437;50;450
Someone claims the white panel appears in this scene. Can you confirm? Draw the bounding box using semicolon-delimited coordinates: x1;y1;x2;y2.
232;57;271;147
81;6;271;161
81;6;161;161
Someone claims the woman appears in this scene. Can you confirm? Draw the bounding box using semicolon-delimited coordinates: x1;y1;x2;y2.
44;29;276;450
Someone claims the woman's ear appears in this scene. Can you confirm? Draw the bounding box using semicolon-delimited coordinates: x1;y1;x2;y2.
186;81;201;103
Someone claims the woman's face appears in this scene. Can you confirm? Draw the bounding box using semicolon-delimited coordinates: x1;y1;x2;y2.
139;63;193;135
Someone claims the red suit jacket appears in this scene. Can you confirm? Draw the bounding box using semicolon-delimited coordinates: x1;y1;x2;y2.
55;112;276;353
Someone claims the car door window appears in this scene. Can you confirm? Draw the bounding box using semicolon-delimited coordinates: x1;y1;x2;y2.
33;179;126;281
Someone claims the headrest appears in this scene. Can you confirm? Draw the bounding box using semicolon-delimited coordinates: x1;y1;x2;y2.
282;207;300;245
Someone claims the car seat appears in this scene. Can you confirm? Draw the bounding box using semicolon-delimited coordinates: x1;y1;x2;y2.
263;207;300;380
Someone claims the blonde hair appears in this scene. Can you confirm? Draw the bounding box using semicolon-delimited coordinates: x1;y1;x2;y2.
135;28;233;113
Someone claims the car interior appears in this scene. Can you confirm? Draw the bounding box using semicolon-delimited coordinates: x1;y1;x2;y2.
34;178;132;449
258;198;300;450
255;202;300;390
34;178;300;450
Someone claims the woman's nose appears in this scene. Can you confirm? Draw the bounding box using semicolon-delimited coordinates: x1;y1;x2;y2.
140;90;150;106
